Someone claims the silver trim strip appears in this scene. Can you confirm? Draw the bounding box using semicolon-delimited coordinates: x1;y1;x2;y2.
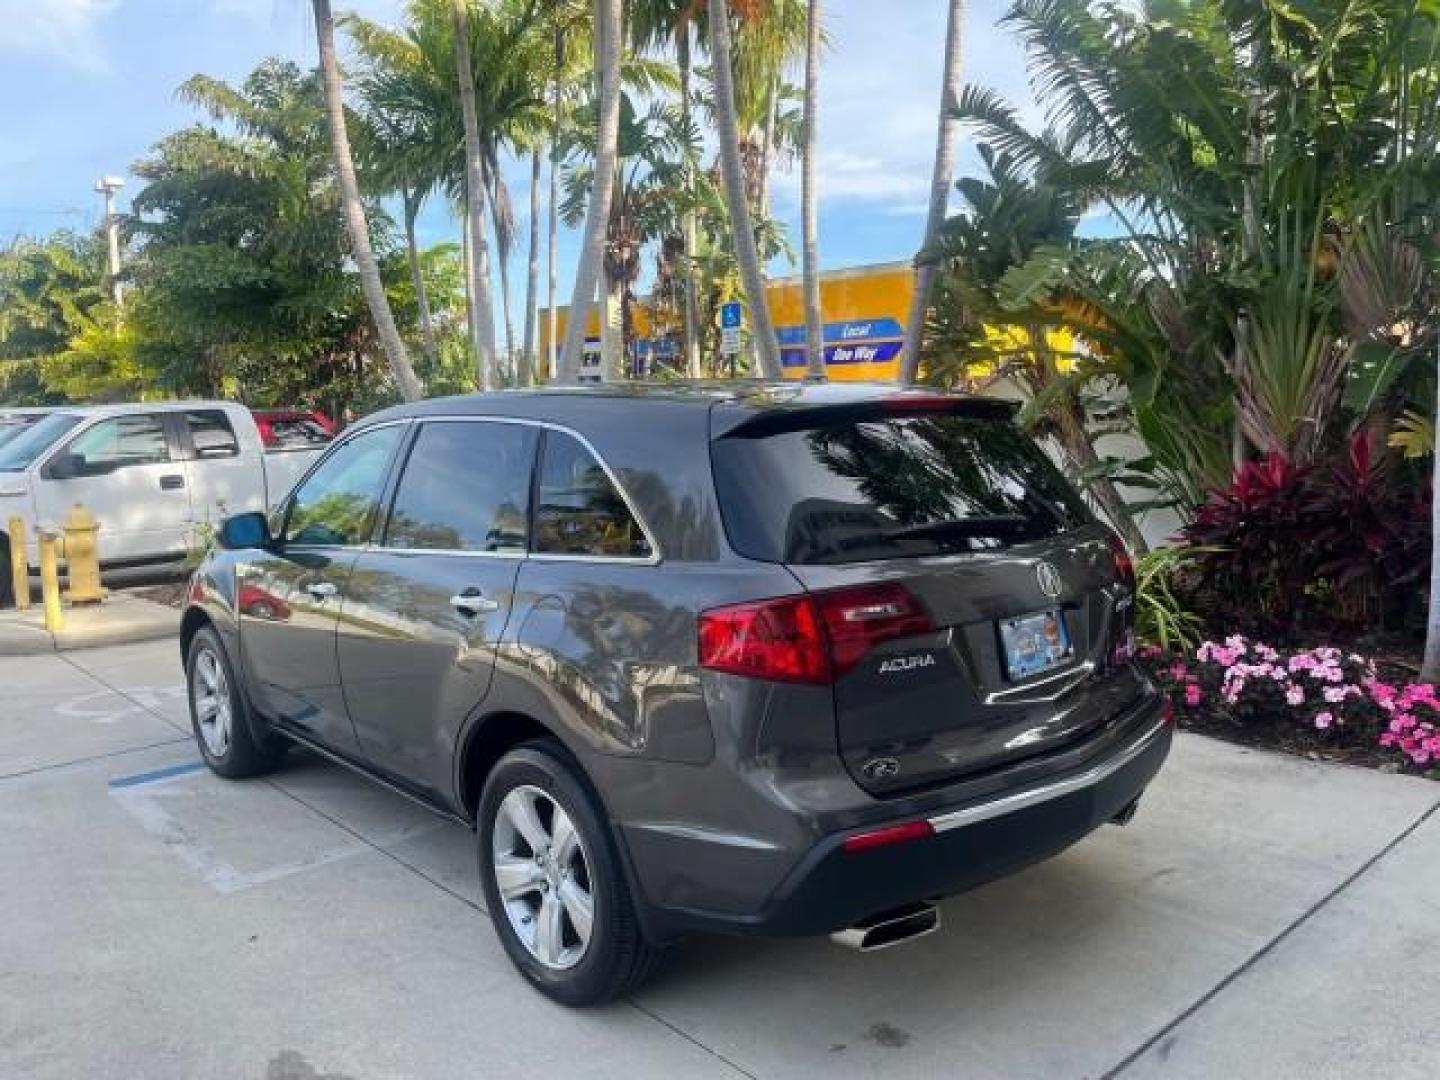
927;714;1169;834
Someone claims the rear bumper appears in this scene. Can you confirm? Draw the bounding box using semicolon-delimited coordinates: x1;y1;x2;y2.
637;697;1171;939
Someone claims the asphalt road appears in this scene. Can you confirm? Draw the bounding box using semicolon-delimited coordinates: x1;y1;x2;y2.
2;639;1437;1079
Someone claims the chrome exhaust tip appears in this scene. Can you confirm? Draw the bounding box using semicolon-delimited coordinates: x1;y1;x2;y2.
830;902;941;952
1110;796;1141;826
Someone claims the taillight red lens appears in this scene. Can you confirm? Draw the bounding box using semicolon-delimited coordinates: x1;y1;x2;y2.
698;582;934;685
841;819;935;854
698;595;830;684
812;582;935;679
1108;534;1136;592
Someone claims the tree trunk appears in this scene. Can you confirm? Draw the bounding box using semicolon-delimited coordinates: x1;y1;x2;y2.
1052;390;1150;555
899;0;965;386
707;0;783;379
452;0;498;391
403;186;438;365
547;23;565;385
801;0;825;380
522;146;542;386
677;26;703;379
559;0;623;384
1421;344;1440;682
600;268;625;381
756;70;780;217
312;0;422;402
487;152;517;379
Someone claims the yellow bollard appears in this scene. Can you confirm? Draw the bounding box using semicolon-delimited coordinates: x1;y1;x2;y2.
62;504;105;604
7;515;28;611
37;528;62;633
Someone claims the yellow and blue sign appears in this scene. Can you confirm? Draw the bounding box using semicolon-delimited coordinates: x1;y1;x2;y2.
540;261;918;381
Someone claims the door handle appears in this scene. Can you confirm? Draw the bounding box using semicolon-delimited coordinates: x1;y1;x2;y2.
449;589;500;616
305;580;339;600
159;474;185;491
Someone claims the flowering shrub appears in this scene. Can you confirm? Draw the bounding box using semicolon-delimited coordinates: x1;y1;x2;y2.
1142;635;1440;773
1183;434;1429;636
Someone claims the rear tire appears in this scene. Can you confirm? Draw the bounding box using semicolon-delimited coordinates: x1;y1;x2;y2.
478;742;661;1006
185;626;284;779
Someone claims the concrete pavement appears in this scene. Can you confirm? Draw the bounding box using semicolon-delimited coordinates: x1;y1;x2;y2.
1;638;1436;1079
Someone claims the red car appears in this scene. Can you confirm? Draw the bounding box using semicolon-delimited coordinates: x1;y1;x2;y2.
250;409;335;450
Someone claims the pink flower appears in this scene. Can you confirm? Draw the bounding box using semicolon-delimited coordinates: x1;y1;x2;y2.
1285;684;1305;706
1169;661;1189;680
1314;711;1334;730
1184;682;1203;708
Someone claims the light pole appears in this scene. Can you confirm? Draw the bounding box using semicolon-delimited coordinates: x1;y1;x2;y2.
93;175;124;305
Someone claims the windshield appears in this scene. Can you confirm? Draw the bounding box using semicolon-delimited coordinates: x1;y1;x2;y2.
0;420;37;450
0;413;83;472
712;412;1092;565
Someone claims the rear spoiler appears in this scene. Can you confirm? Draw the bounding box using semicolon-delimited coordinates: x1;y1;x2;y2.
712;394;1020;440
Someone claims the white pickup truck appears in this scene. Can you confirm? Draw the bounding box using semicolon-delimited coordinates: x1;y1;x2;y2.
0;401;325;601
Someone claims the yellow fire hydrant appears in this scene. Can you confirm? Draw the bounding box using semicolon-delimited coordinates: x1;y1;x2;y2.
63;504;105;605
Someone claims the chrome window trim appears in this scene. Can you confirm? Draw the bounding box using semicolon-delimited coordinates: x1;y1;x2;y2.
282;418;414;552
388;414;663;565
365;544;527;561
926;713;1169;834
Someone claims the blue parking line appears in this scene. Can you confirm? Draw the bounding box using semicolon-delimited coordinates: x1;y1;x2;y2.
107;760;205;789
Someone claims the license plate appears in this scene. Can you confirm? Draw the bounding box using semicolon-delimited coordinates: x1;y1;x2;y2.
998;609;1074;681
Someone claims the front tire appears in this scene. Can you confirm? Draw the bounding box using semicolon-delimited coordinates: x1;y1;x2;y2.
478;743;660;1006
186;626;283;779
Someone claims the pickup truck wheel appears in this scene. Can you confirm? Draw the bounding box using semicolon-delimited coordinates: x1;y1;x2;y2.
478;743;661;1006
186;626;283;779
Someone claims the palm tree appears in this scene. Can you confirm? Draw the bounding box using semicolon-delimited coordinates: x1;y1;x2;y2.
451;0;499;390
630;0;706;378
899;0;964;386
522;145;542;383
706;0;782;378
559;0;624;384
311;0;423;401
1427;361;1440;681
561;96;695;380
800;0;824;379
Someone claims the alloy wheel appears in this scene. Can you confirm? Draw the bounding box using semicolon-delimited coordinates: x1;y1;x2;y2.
192;648;232;758
491;784;595;970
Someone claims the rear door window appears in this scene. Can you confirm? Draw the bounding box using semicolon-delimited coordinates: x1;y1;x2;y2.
183;410;240;459
384;422;535;553
712;413;1091;565
534;430;652;559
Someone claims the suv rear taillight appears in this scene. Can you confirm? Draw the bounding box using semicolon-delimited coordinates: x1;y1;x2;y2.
698;583;934;685
698;594;829;683
1108;534;1136;592
812;582;934;679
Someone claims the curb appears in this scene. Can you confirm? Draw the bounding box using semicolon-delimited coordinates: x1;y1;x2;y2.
0;596;180;656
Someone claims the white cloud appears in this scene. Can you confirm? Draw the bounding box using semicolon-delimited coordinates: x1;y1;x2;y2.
0;0;117;73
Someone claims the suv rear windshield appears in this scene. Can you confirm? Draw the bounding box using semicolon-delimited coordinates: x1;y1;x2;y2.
712;412;1091;565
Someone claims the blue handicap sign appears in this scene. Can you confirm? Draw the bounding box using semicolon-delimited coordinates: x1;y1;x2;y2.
720;301;743;330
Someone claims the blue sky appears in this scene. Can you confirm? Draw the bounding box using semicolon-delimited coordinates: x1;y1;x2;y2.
0;0;1040;322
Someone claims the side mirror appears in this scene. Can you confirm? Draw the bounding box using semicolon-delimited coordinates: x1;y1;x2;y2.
47;452;86;480
218;512;273;551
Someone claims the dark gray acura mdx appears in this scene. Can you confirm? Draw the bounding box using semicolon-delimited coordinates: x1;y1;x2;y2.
181;382;1171;1005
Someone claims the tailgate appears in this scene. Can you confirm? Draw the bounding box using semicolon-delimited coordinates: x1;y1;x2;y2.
787;532;1144;794
709;397;1145;795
